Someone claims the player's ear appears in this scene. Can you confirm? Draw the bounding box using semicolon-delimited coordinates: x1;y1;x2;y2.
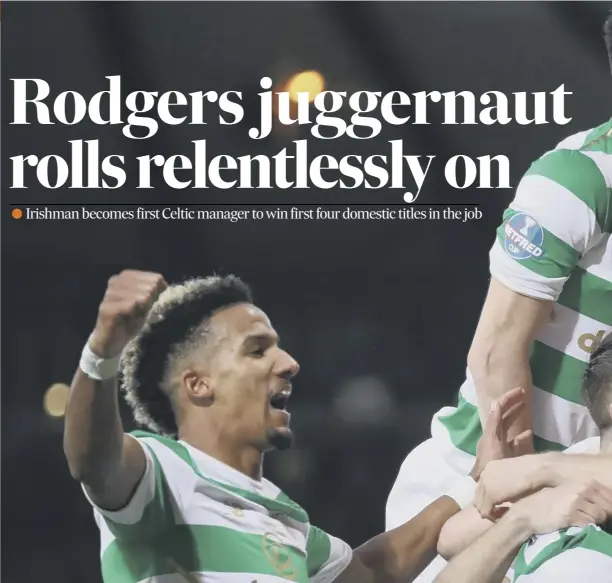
182;369;214;404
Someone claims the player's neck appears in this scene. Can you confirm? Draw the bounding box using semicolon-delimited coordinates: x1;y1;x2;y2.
204;443;264;481
179;422;264;481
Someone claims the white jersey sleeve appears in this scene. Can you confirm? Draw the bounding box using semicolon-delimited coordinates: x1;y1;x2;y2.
81;433;196;542
306;525;352;583
490;148;609;301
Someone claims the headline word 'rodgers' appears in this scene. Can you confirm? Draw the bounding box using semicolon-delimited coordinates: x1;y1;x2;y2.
11;139;511;203
11;76;572;140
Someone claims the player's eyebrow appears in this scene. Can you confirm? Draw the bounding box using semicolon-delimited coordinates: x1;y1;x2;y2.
242;332;280;348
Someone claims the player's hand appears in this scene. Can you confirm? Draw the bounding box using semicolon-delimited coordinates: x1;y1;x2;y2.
509;480;612;536
89;270;167;358
471;387;533;481
474;452;554;519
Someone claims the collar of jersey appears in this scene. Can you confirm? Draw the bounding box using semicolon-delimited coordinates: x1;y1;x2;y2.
563;437;600;455
131;430;309;523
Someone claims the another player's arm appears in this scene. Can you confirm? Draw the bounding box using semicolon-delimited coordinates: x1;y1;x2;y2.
63;270;166;510
434;509;528;583
436;506;493;559
467;277;551;448
475;451;612;518
542;453;612;488
437;387;532;560
333;495;461;583
470;147;610;450
331;390;527;583
434;481;612;583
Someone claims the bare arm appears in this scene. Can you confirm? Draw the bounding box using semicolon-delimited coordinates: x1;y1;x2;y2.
63;270;166;510
475;447;612;519
336;497;460;583
334;389;528;583
436;506;493;560
467;277;552;448
434;510;526;583
437;387;531;560
542;453;612;490
436;481;612;583
63;368;146;509
441;450;612;559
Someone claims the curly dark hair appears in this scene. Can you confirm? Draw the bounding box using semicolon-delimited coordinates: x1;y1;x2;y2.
582;330;612;432
120;275;253;436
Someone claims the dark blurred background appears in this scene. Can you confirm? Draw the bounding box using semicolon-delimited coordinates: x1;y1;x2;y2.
2;2;612;581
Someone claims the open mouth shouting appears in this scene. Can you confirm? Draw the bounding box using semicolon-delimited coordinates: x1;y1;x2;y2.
268;387;291;424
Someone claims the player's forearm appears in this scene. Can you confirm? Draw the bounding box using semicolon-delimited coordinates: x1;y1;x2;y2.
468;342;533;439
63;366;125;484
353;496;459;583
539;453;612;489
434;510;530;583
437;505;493;559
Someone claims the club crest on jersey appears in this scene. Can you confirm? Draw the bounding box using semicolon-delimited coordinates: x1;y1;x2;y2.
503;212;544;260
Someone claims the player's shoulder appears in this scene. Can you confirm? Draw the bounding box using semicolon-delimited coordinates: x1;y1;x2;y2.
518;120;612;226
514;524;612;579
129;430;202;479
553;119;612;152
533;118;612;172
130;429;184;452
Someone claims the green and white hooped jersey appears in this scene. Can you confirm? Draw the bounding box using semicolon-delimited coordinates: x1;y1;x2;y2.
83;432;352;583
433;118;612;456
512;524;612;583
507;437;603;583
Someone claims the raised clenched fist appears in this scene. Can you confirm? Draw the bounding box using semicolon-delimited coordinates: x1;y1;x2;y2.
88;270;167;358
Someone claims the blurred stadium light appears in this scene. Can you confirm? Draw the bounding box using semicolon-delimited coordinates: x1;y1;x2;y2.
285;70;326;103
334;376;394;426
43;383;70;417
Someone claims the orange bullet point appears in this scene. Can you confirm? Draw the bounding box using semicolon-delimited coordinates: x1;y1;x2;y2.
12;208;23;219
